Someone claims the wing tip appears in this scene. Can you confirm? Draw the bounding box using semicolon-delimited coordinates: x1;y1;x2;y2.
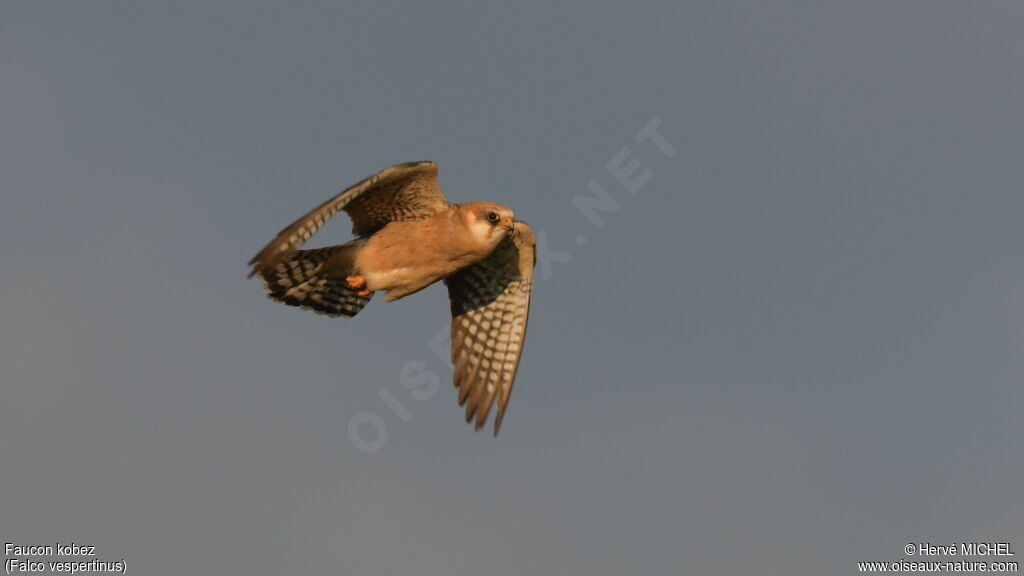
388;160;437;175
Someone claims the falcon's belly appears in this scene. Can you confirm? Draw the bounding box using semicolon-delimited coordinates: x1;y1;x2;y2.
361;264;447;301
354;217;494;301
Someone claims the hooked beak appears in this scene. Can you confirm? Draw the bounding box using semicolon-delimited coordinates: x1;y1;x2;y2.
500;216;514;230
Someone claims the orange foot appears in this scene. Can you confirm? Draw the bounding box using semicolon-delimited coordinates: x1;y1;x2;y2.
346;275;373;297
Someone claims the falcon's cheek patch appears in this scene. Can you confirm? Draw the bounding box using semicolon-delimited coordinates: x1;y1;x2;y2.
466;219;494;244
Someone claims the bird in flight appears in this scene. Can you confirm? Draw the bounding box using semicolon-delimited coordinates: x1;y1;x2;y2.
248;161;535;435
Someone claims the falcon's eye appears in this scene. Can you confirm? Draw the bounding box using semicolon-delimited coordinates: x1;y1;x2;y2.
486;211;500;223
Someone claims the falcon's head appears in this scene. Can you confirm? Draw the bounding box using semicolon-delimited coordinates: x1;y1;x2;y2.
460;201;516;248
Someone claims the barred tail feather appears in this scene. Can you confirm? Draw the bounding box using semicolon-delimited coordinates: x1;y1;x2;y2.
259;243;372;318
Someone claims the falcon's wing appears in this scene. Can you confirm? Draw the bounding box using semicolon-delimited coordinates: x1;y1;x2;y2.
248;161;449;278
445;223;535;436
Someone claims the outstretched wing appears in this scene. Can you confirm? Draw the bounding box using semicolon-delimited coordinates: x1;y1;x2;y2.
248;161;449;278
445;223;535;435
260;245;374;318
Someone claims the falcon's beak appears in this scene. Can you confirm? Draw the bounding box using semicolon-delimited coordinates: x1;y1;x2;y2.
500;216;514;230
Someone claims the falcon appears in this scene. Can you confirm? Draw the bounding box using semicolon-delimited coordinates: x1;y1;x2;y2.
248;161;535;435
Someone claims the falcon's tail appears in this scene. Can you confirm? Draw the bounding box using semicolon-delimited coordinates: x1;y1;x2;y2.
257;242;372;318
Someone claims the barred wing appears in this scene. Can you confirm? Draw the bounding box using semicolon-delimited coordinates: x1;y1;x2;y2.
445;223;535;435
260;246;373;318
248;161;448;278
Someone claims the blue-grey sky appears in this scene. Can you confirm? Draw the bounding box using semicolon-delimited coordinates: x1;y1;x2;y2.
2;2;1022;575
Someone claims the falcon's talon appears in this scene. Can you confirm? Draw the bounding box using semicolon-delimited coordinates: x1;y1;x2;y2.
357;289;372;297
345;275;367;290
